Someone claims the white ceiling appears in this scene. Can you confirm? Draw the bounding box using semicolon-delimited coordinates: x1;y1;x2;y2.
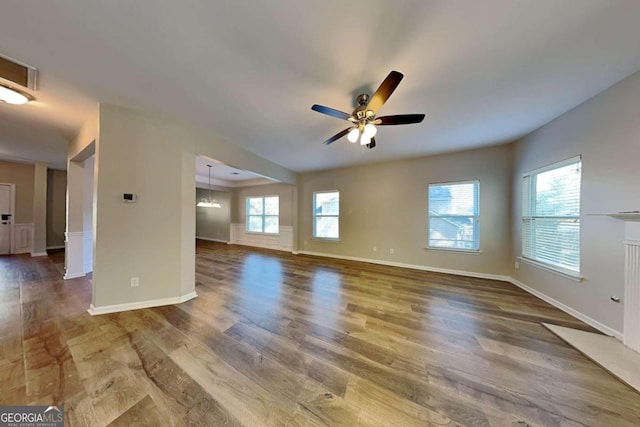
1;1;640;173
195;156;275;188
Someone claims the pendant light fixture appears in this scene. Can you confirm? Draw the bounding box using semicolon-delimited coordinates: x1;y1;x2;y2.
197;164;221;208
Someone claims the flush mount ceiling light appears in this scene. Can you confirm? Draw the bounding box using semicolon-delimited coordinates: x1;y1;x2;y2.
0;83;33;105
197;164;221;208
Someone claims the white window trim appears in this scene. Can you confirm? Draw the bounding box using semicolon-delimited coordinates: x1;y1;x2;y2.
522;155;581;178
521;155;582;278
517;256;584;282
313;190;340;240
425;247;483;254
246;195;279;235
427;180;480;252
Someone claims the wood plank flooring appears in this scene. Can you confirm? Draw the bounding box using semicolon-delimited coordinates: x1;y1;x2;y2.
1;241;639;426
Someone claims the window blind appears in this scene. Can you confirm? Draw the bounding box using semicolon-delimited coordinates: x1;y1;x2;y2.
522;157;581;275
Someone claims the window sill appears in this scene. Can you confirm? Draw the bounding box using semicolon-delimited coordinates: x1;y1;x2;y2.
425;247;482;254
517;256;583;282
245;231;279;236
312;237;340;243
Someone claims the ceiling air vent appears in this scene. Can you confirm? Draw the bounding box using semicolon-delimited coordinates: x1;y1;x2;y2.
0;54;37;90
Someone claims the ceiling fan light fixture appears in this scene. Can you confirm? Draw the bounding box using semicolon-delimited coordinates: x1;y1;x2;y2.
0;84;32;105
347;127;360;143
363;123;377;138
311;71;425;148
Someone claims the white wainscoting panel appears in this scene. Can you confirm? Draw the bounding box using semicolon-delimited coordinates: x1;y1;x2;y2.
12;223;33;254
230;224;293;252
65;231;86;279
83;232;93;274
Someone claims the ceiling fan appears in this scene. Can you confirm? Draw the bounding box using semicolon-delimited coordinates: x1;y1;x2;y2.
311;71;425;149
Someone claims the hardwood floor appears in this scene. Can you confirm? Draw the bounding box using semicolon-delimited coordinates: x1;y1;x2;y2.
1;241;639;426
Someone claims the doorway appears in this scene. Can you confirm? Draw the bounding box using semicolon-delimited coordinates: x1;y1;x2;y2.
0;183;15;255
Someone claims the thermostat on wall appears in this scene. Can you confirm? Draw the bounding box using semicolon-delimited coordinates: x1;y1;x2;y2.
123;193;137;203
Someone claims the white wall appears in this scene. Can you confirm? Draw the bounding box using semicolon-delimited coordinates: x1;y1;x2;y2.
511;70;640;334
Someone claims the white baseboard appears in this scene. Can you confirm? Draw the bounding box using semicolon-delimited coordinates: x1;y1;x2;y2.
31;251;48;257
87;291;198;316
297;250;510;282
46;245;65;250
64;272;86;279
196;236;229;243
508;278;623;340
296;250;622;340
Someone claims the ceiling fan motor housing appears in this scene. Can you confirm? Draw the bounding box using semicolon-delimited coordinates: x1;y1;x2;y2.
356;93;369;106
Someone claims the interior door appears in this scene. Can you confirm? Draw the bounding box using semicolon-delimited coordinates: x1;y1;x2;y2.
0;184;12;254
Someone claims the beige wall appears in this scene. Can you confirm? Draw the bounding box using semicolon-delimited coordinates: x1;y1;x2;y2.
79;103;297;310
511;70;640;333
46;169;67;247
196;188;231;241
0;160;34;223
0;161;67;248
93;104;193;306
298;144;513;275
232;182;295;227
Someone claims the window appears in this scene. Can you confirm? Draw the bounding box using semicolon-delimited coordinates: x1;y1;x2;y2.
522;157;581;276
313;191;339;239
246;196;279;234
428;181;479;251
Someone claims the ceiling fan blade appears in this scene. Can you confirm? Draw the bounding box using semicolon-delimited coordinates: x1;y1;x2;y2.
312;104;353;121
366;71;404;114
365;137;376;149
323;127;353;145
376;114;426;125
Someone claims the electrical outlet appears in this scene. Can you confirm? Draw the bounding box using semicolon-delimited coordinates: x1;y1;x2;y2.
130;277;140;287
390;248;394;255
373;246;377;252
514;261;520;270
304;240;308;246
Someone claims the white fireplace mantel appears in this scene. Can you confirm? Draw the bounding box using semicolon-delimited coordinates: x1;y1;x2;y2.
604;213;640;353
603;212;640;222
